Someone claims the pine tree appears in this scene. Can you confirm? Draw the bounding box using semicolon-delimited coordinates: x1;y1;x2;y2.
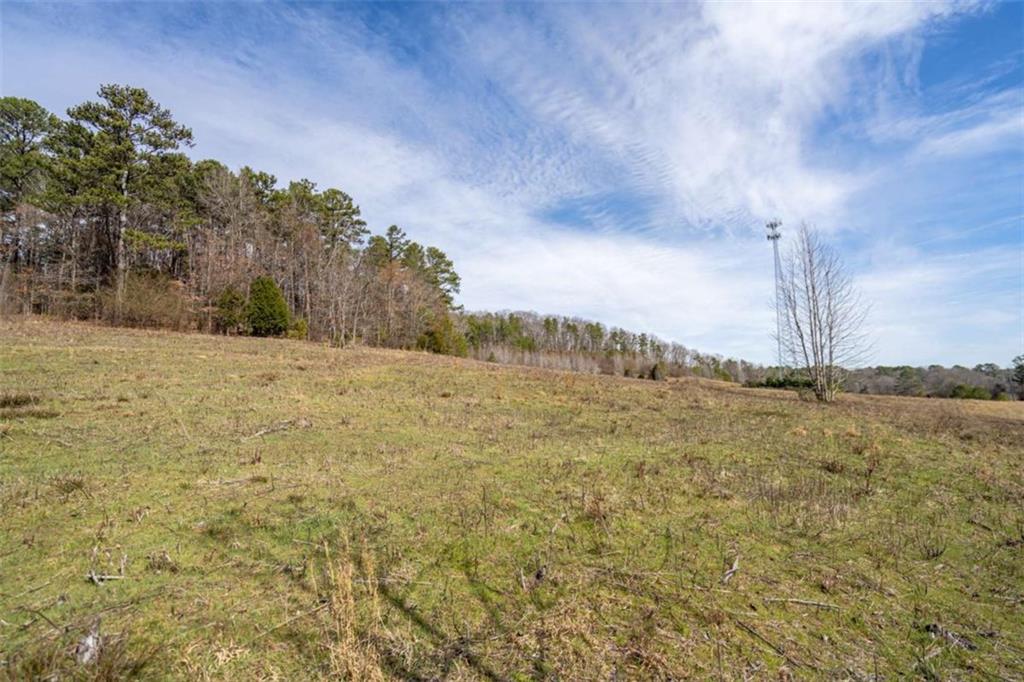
66;85;193;319
0;97;59;210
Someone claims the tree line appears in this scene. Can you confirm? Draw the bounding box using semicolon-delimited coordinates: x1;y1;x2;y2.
844;361;1024;401
461;310;762;382
0;86;460;351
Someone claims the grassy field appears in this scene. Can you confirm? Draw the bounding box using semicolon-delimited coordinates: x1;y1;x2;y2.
1;319;1022;680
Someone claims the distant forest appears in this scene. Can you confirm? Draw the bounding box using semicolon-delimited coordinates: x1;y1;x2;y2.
1;85;1018;399
457;312;1022;401
460;310;761;382
845;364;1019;401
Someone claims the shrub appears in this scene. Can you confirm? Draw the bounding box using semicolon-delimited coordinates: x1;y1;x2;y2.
950;384;990;400
0;393;39;408
214;286;246;334
750;371;814;390
713;367;733;382
101;271;192;331
245;276;290;337
417;314;468;356
287;317;309;340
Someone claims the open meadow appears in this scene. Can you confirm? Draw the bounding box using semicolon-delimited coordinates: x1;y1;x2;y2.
1;319;1022;679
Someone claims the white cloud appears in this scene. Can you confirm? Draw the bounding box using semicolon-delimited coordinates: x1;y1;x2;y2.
865;88;1024;161
856;244;1021;365
914;110;1023;158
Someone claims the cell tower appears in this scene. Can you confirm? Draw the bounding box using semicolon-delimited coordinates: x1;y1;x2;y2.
766;220;783;370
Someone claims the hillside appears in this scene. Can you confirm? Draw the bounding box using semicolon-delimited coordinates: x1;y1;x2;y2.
1;319;1022;679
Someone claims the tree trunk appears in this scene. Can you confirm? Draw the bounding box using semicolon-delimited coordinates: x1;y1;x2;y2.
115;168;129;322
70;215;78;293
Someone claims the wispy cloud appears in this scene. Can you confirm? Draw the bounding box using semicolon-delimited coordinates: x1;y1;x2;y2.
452;2;971;232
856;244;1021;365
866;87;1024;159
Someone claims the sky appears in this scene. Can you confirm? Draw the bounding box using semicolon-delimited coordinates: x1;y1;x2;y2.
1;0;1022;367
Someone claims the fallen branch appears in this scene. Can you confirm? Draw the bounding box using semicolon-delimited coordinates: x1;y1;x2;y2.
242;419;296;441
763;597;840;611
86;570;127;586
17;606;64;633
176;417;191;443
241;417;312;442
925;623;977;651
721;556;739;584
247;601;330;645
734;619;812;670
6;577;54;600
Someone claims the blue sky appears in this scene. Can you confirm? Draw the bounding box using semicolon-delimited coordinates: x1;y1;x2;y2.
2;1;1021;366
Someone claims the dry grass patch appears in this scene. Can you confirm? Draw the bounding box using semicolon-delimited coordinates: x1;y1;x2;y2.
0;392;39;409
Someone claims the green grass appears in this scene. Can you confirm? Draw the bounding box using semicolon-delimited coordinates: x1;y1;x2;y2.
1;318;1022;679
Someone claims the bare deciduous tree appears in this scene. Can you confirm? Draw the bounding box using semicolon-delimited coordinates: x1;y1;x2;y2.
778;224;870;402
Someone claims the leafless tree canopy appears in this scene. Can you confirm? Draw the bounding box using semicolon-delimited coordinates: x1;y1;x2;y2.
777;224;870;402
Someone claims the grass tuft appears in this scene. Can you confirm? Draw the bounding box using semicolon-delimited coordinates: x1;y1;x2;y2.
0;392;40;408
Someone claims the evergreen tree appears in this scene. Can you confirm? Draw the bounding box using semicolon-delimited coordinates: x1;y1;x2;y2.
240;166;277;206
895;366;924;397
66;85;193;318
317;188;367;248
418;314;468;356
425;246;460;306
401;242;426;271
0;97;58;210
245;276;290;337
366;224;409;265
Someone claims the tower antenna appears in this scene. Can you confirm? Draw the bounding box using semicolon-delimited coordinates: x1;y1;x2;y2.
766;220;783;372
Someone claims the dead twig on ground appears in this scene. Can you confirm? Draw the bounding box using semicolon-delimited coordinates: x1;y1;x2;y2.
241;417;312;441
246;601;330;646
721;556;739;584
17;606;64;633
734;619;813;670
763;597;839;611
86;570;128;586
